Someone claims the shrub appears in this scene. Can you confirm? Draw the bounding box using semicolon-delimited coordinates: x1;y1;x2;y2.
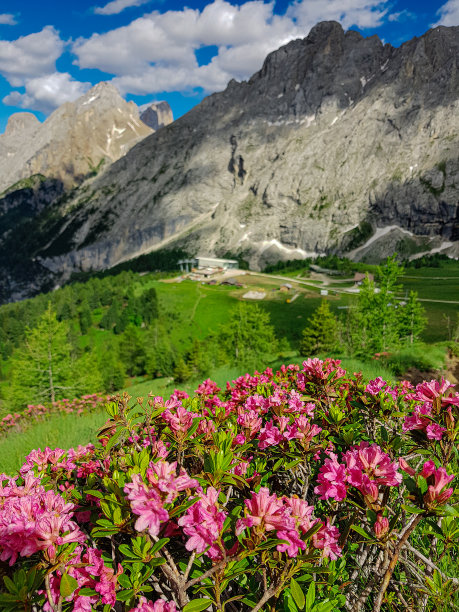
0;360;457;611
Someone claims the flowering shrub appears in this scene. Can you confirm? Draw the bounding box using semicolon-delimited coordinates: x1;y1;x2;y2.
0;359;458;611
0;395;107;438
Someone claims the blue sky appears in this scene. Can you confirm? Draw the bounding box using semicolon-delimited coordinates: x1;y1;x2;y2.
0;0;457;132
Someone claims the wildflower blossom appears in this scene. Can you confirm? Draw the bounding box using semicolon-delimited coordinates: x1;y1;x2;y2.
0;476;85;565
130;598;178;612
178;487;226;558
315;453;348;501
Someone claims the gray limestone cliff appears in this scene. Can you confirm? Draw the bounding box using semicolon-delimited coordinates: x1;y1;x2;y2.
1;22;458;301
140;101;173;131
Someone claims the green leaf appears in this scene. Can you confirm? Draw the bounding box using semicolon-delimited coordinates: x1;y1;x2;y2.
3;576;17;595
402;504;425;515
350;525;372;539
290;577;305;610
183;598;213;611
105;427;124;453
418;476;428;495
117;574;132;589
305;581;315;612
78;588;98;597
60;573;79;598
116;588;135;602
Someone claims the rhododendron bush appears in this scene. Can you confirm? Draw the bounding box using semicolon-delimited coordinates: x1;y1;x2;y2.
0;395;107;438
0;359;458;611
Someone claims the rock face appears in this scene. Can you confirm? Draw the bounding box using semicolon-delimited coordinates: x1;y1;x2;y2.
1;22;459;301
140;101;173;131
0;82;153;193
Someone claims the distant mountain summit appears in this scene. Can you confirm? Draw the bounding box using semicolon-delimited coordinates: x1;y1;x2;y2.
0;82;172;192
0;22;458;302
140;101;174;131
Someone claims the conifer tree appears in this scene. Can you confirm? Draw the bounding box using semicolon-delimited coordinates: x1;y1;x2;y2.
6;305;102;409
399;291;427;344
222;303;277;368
300;300;341;356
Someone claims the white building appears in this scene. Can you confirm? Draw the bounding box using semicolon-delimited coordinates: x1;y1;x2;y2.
178;256;238;273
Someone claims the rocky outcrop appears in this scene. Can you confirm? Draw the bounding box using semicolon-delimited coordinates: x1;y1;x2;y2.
140;101;173;131
1;22;458;301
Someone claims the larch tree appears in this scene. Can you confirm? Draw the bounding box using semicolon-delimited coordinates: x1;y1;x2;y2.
6;304;102;409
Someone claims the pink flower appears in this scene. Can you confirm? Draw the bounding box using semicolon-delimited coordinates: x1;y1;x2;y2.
258;421;284;449
399;458;416;477
0;478;85;566
365;377;388;396
314;453;348;501
345;442;402;488
236;487;294;535
424;467;455;506
124;461;197;537
312;520;342;560
178;487;226;558
237;410;263;438
426;423;447;440
294;416;322;446
145;461;198;503
163;406;197;435
409;378;459;407
196;378;221;396
130;598;178;612
125;474;169;537
284;497;315;534
276;529;306;557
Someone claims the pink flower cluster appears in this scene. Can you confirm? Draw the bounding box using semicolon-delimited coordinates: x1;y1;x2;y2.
124;460;198;537
297;358;346;390
315;442;402;503
0;473;85;565
399;459;455;507
403;404;447;440
178;486;227;559
403;378;458;441
365;377;397;400
44;546;122;612
130;598;177;612
236;487;341;560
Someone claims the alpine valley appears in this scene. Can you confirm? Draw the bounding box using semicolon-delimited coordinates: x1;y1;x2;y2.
1;20;458;303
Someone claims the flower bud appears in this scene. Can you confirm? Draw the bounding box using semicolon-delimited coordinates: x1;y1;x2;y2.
374;514;389;539
399;457;416;476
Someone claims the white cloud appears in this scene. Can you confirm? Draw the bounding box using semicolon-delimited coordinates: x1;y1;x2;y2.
73;0;396;97
94;0;152;16
0;14;17;25
433;0;459;26
74;0;303;94
289;0;390;30
3;72;91;113
0;26;64;87
388;9;415;23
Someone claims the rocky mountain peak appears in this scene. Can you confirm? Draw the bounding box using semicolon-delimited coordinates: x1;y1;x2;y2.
140;101;174;131
4;112;40;137
0;22;458;302
0;82;153;193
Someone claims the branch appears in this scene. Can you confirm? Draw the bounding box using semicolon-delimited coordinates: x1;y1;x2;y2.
403;543;459;585
186;554;244;589
373;514;423;612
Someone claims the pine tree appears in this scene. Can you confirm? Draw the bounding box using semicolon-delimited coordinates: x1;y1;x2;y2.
300;300;340;357
118;324;147;376
399;291;427;344
222;303;277;368
6;305;102;409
